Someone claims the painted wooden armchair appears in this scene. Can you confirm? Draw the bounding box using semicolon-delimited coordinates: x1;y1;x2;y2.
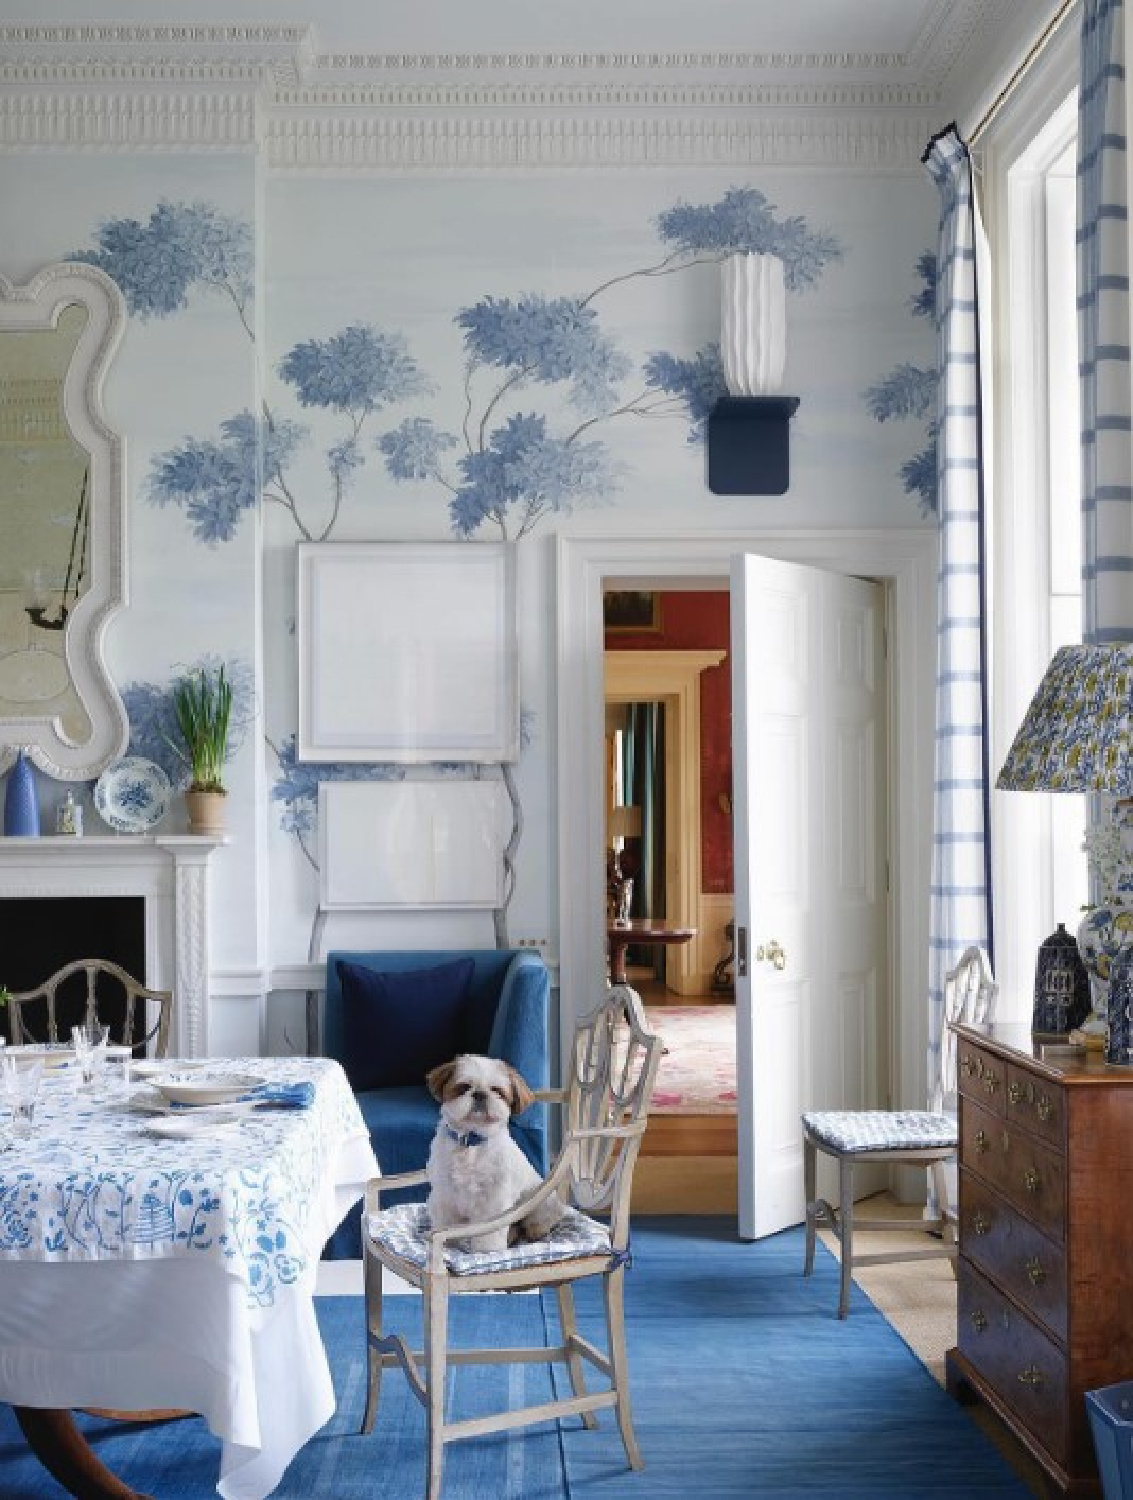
6;958;173;1057
358;982;663;1500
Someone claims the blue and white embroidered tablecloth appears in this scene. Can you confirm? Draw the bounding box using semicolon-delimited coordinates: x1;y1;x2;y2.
0;1056;371;1308
0;1056;378;1500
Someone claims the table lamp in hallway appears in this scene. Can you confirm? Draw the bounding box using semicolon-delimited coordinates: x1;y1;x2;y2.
608;803;641;926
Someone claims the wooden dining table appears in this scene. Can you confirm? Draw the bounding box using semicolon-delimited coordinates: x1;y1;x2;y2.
607;917;697;986
0;1055;377;1500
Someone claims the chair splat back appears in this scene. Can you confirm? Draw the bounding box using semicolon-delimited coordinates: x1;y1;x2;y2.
934;945;998;1113
565;983;663;1220
7;960;173;1057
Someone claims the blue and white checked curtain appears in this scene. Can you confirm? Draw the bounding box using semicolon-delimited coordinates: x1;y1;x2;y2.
922;127;994;1104
1078;0;1133;644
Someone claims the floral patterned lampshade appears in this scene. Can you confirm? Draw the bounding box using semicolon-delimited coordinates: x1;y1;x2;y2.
996;643;1132;796
998;642;1132;1043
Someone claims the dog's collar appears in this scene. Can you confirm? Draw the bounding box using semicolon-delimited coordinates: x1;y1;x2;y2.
443;1123;489;1148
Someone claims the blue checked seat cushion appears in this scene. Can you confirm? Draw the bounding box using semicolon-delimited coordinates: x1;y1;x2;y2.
802;1110;957;1154
367;1201;613;1276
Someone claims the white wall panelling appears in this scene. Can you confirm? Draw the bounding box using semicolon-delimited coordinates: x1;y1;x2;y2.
318;780;507;910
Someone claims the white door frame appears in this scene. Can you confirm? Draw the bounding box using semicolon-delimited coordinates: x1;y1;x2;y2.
555;528;938;1135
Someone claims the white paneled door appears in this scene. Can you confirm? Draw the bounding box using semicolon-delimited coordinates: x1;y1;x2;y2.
731;553;887;1240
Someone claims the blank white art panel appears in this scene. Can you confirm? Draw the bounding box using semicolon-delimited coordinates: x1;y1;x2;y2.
297;541;518;762
319;781;506;909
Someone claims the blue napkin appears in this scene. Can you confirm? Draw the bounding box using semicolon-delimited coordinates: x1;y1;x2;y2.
251;1082;315;1110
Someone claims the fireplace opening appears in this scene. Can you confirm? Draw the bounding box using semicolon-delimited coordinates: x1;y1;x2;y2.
1;896;145;1042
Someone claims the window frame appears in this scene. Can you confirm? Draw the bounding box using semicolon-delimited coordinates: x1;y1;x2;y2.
974;28;1084;1013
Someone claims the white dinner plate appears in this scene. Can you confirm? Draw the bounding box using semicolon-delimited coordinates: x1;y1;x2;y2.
131;1058;205;1081
145;1111;247;1140
152;1071;265;1107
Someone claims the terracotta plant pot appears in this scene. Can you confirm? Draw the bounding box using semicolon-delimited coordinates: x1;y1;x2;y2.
185;788;227;836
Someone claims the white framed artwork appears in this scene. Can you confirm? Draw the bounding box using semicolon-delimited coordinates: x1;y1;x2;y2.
297;540;519;762
318;780;506;909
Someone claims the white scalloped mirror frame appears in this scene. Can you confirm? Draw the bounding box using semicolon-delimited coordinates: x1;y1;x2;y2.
0;261;129;780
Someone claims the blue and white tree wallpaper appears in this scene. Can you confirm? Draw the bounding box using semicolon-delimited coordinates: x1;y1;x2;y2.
0;152;935;1049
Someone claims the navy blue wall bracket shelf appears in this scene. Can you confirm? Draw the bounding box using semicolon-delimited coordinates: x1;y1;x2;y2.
707;395;800;495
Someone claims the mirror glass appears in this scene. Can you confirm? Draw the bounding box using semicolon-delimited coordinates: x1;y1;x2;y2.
0;263;129;780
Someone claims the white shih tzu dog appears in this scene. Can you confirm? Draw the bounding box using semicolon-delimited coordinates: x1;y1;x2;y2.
425;1054;563;1253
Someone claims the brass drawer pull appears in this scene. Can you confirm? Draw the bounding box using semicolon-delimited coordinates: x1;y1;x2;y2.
961;1055;979;1078
974;1129;990;1154
984;1071;1000;1094
1025;1256;1047;1286
1009;1081;1026;1104
1023;1167;1041;1194
1037;1095;1053;1122
972;1210;991;1236
1018;1366;1045;1388
970;1309;988;1332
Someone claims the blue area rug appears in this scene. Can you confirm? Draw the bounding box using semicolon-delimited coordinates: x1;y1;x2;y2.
0;1220;1034;1498
555;1218;1035;1499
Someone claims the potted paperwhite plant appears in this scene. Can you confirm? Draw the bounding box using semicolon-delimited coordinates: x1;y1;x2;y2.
168;664;233;836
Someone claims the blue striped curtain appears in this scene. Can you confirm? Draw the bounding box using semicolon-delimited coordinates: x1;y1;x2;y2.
1078;0;1133;644
922;126;994;1107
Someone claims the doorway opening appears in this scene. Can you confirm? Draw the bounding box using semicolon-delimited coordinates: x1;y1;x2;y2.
556;530;937;1233
604;589;736;1211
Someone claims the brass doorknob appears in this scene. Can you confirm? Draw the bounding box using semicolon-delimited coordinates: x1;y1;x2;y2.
757;938;786;970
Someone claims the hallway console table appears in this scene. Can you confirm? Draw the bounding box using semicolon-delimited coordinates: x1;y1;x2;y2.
946;1022;1133;1496
607;918;696;987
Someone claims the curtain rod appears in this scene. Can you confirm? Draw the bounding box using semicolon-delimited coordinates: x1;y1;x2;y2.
969;0;1078;144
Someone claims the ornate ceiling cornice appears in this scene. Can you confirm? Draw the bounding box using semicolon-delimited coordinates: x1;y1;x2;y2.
0;8;1027;168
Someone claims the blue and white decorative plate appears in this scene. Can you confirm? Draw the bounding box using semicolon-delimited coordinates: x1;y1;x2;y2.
93;756;172;833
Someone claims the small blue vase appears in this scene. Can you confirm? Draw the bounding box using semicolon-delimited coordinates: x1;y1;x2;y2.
1106;946;1133;1067
4;749;40;837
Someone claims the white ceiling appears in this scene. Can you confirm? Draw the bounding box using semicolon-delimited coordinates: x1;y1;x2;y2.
2;0;1061;108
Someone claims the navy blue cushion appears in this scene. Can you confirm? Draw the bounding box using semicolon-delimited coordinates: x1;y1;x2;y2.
336;956;474;1091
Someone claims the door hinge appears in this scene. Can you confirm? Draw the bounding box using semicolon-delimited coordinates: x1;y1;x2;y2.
736;924;748;978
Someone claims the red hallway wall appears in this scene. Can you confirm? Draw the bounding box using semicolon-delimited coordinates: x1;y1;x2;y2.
604;591;733;894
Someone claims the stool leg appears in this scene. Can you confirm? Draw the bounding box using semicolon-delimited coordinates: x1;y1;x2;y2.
803;1133;818;1276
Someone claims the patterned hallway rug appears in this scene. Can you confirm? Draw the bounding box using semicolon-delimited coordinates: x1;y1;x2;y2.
644;1005;737;1113
0;1221;1034;1498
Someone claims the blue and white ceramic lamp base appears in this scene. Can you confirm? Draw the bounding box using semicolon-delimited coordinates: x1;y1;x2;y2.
1076;901;1133;1064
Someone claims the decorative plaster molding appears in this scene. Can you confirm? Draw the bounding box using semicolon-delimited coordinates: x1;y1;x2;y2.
264;111;940;172
1;8;1041;168
0;90;259;152
310;51;913;77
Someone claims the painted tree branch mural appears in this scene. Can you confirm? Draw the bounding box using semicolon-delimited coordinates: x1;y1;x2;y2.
864;251;939;515
70;186;843;545
70;189;842;920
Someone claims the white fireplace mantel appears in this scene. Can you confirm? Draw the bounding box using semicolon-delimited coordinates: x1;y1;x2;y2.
0;835;225;1057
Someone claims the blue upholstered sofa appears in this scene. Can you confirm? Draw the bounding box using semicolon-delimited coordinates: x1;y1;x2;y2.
323;947;551;1258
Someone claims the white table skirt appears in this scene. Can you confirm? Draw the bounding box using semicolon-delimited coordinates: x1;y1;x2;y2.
0;1062;377;1498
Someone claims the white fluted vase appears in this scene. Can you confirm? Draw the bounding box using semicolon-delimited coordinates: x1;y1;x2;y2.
720;252;786;396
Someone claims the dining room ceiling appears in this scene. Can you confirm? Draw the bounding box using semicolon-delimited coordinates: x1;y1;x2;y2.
2;0;1059;114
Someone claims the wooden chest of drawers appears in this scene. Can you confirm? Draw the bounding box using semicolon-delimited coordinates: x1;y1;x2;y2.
946;1023;1133;1495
